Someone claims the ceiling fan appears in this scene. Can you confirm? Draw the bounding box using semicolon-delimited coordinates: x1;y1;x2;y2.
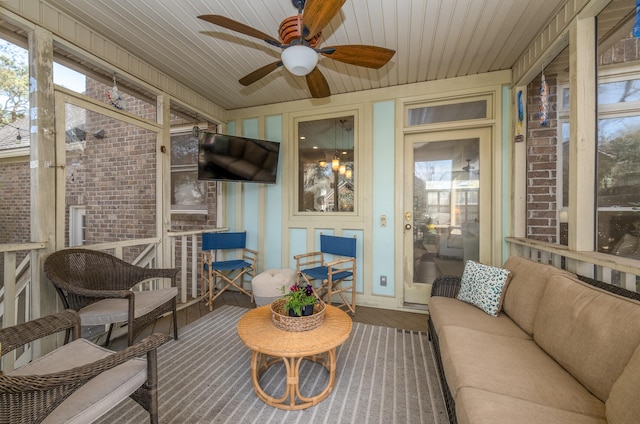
198;0;395;98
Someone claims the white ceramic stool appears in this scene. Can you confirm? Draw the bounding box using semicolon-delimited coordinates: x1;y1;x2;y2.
251;268;296;306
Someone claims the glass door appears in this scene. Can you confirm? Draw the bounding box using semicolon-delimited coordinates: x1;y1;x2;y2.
403;128;490;306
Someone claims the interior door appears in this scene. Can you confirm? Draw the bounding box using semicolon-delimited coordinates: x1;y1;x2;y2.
403;128;491;307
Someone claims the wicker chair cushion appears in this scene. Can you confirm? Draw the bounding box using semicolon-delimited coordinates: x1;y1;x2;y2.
606;344;640;424
78;286;178;325
10;338;146;424
457;260;511;316
534;275;640;402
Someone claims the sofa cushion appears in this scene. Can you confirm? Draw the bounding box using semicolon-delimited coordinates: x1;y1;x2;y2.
502;256;575;336
606;344;640;424
534;275;640;402
429;296;531;340
457;260;511;316
455;387;607;424
439;325;605;418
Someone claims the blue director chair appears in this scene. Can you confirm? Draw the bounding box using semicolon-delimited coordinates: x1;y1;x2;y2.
201;231;257;311
294;234;357;314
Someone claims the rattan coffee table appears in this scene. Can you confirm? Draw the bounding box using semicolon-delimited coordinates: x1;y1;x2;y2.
237;304;352;410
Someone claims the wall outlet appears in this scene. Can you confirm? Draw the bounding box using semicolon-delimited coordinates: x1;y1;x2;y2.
380;275;387;286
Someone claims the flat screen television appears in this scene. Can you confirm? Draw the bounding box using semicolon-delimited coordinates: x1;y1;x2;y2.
198;132;281;184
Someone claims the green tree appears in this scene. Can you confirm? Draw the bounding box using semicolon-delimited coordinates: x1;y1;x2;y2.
0;42;28;125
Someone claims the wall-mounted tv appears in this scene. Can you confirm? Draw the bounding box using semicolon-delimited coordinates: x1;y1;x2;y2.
198;132;281;184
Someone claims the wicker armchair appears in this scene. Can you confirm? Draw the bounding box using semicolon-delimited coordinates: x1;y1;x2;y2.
44;248;179;347
0;310;167;424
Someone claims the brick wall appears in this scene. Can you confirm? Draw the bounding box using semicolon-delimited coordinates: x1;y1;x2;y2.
526;72;559;243
0;162;30;243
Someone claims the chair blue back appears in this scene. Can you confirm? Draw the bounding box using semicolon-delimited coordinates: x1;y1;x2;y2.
202;232;247;251
320;234;356;258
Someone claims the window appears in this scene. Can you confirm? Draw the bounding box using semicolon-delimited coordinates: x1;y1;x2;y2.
297;116;355;213
170;130;207;213
596;6;640;258
407;99;488;126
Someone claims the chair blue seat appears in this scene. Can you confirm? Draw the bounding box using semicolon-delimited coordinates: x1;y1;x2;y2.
294;234;357;314
207;259;253;271
201;231;257;310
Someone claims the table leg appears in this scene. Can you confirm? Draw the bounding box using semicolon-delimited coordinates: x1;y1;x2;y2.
249;348;336;410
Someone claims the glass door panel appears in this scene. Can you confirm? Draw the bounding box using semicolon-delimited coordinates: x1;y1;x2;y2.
404;129;489;306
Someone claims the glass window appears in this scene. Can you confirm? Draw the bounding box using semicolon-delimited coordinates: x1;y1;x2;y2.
54;59;157;122
408;100;487;126
596;2;640;259
170;130;207;212
0;38;30;245
297;116;355;213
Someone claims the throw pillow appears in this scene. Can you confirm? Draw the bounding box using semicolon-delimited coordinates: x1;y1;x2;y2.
457;260;512;316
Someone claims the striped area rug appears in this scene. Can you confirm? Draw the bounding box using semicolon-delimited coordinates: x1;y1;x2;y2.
96;305;448;423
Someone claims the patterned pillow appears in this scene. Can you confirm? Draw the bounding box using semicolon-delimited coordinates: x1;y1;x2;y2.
457;260;512;316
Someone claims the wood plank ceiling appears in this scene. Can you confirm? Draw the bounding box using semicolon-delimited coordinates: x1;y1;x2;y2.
43;0;568;111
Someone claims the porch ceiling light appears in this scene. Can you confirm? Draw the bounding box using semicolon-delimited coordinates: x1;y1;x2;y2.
281;45;318;76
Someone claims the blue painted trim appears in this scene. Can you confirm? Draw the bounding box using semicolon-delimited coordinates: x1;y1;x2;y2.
372;101;395;296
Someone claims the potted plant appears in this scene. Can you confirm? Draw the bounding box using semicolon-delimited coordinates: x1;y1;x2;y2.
281;283;318;317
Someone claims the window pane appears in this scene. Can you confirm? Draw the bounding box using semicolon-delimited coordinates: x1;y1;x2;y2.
54;60;157;122
599;79;640;105
408;100;486;126
64;103;157;252
170;128;208;212
0;39;30;245
298;116;354;213
596;1;640;259
171;170;207;208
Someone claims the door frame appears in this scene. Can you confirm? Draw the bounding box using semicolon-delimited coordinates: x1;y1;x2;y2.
400;127;494;307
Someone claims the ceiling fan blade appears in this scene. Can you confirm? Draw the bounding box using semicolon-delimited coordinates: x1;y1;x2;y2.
301;0;346;40
198;15;281;46
239;62;283;86
306;67;330;98
321;45;396;69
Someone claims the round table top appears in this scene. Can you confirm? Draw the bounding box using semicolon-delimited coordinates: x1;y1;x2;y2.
237;304;352;357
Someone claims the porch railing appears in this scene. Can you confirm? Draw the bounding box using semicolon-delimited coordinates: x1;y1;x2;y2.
506;237;640;293
1;228;229;330
166;227;229;304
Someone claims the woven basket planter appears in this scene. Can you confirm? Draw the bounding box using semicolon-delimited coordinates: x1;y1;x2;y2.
270;298;326;332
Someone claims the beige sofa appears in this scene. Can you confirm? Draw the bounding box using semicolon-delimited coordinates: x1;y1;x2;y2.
428;256;640;424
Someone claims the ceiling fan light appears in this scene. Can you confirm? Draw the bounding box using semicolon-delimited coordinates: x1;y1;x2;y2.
281;45;318;76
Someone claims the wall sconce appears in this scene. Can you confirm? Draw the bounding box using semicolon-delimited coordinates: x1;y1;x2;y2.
319;160;327;167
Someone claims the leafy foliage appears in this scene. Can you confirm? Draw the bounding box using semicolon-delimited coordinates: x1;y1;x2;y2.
0;42;29;125
281;283;317;316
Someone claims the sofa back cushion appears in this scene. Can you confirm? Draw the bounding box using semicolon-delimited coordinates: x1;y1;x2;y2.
606;343;640;424
502;256;575;335
533;275;640;402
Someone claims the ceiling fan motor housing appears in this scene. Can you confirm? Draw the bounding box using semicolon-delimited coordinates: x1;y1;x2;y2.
279;15;321;46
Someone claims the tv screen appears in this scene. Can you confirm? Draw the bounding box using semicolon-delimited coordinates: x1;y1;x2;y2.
198;132;281;184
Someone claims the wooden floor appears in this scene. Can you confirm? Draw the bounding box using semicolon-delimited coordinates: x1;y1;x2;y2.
109;291;428;350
